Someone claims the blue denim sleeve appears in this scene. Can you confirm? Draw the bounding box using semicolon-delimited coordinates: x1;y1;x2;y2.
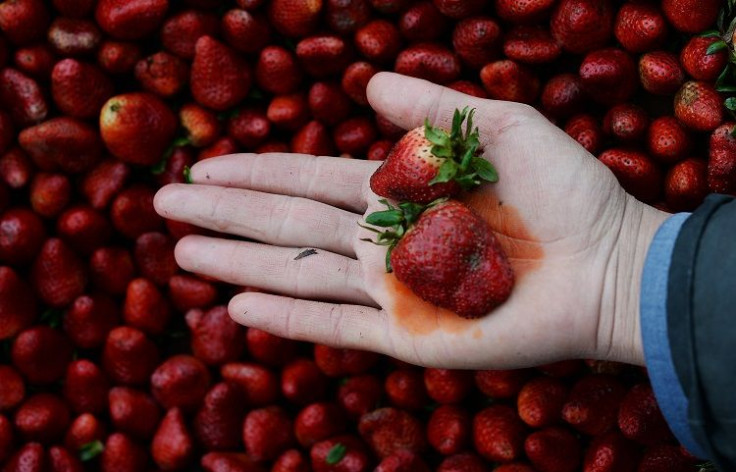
640;212;707;459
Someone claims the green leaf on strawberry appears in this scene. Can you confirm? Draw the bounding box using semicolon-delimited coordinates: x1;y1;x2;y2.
79;440;104;462
326;443;347;465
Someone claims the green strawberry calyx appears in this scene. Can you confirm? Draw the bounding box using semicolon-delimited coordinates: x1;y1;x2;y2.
704;0;736;134
425;107;498;190
360;198;447;272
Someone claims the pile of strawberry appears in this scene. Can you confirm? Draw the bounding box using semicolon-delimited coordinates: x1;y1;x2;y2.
0;0;730;470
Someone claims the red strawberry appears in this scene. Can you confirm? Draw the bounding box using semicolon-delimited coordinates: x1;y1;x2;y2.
342;61;378;105
525;427;581;472
65;413;106;452
168;274;218;311
268;0;323;37
292;120;335;156
62;360;109;415
0;365;25;411
0;416;14;463
315;346;379;377
3;442;46;471
503;26;561;64
541;73;584;119
266;92;309;131
133;232;176;285
244;406;296;461
134;51;189;98
480;60;540;103
635;444;691;472
681;36;728;82
451;17;502;69
97;40;141;74
222;9;271;54
311;435;371;472
14;393;70;443
194;382;248;450
228;108;271;148
308;81;352;126
427;405;470;455
638;51;685;96
109;386;161;439
186;306;244;366
13;44;54;79
551;0;613;54
598;149;662;203
122;278;171;334
0;266;38;338
385;369;430;410
282;358;328;405
603;104;649;143
0;0;50;45
583;431;639;472
102;326;160;385
516;376;568;428
64;294;119;349
474;369;531;399
255;46;303;95
0;207;46;266
0;111;12;155
394;43;461;84
191;36;251;111
438;453;490;472
180;103;221;148
617;384;673;445
708;122;736;193
0;148;34;189
101;433;149;472
564;114;602;155
201;452;266;472
247;327;299;366
473;404;526;462
433;0;485;19
46;18;102;56
29;173;69;218
54;209;108;258
94;0;168;40
0;68;48;125
19;118;102;173
296;35;354;78
338;375;382;418
399;2;447;42
674;81;724;132
151;355;210;411
273;449;311;472
100;93;177;166
561;375;626;436
647;116;690;164
424;368;473;404
81;159;130;210
579;48;637;106
662;0;720;33
156;146;193;188
375;450;430;472
326;0;371;34
358;407;427;458
31;238;87;307
52;0;96;17
614;3;667;53
333;117;378;156
48;445;85;472
355;20;402;64
161;9;220;60
295;403;347;447
110;185;164;238
152;408;194;470
495;0;555;24
368;140;395;161
369;0;409;14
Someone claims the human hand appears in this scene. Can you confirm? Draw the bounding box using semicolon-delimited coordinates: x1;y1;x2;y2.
154;72;669;369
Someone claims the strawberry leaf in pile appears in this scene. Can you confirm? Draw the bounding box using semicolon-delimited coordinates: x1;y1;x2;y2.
326;443;347;465
79;440;104;462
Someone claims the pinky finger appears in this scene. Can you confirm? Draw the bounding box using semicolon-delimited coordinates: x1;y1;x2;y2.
229;292;389;352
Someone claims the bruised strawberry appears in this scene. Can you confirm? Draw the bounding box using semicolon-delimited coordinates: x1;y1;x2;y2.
47;18;101;56
517;376;568;428
602;104;649;143
541;74;584;119
292;120;335;156
428;405;470;455
565;114;602;155
394;43;460;84
480;60;540;103
551;0;613;54
52;0;96;17
64;294;119;349
101;433;149;472
134;51;188;98
295;403;347;447
3;442;46;471
614;3;667;54
30;173;71;218
65;413;106;452
102;326;160;385
13;44;54;79
273;449;310;472
338;375;382;418
109;386;161;439
399;2;447;42
583;431;639;472
247;327;299;366
681;36;728;82
0;266;37;339
473;404;526;462
268;0;323;37
638;51;685;96
297;35;354;78
579;48;637;106
229;108;271;148
647;116;690;164
617;384;673;445
244;406;296;461
97;40;141;74
194;382;248;451
81;159;130;210
122;278;172;334
151;355;211;411
191;36;251;111
168;273;218;311
95;0;168;40
503;26;561;64
708;122;736;193
451;17;501;69
110;185;164;238
496;0;555;24
438;453;490;472
161;9;219;60
222;9;271;54
674;81;724;132
19;118;101;173
598;149;661;203
311;435;371;472
0;68;48;125
0;365;25;411
63;359;109;415
359;407;426;458
525;427;581;472
635;444;692;472
385;369;430;410
14;393;70;443
662;0;720;34
152;408;194;470
100;93;177;166
31;238;87;307
282;358;328;405
355;20;402;64
0;0;50;45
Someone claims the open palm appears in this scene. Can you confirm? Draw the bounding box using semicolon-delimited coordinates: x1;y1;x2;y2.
154;72;667;369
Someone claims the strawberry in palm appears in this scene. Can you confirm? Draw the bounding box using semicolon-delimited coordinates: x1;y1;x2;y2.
370;107;498;204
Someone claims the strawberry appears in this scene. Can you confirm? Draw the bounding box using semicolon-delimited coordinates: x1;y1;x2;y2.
48;445;85;472
0;0;50;45
427;405;471;455
101;433;149;472
316;346;379;377
31;238;88;307
473;404;527;462
0;415;14;463
46;18;102;56
81;159;130;210
0;365;25;411
133;232;176;285
159;147;196;187
282;358;329;405
13;45;54;79
674;81;724;132
63;360;109;415
399;2;448;42
292;120;336;156
358;407;427;458
368;140;395;161
1;207;47;266
526;427;581;472
503;26;561;64
151;355;210;411
3;442;46;471
474;369;531;399
168;273;218;311
662;0;720;33
635;444;692;472
30;173;71;218
19;118;102;173
222;9;271;54
564;115;602;155
194;382;248;450
244;406;296;461
638;51;685;96
614;3;668;53
617;383;673;445
647;116;690;164
0;111;12;155
583;431;639;472
368;200;513;317
191;36;252;111
385;369;430;410
110;185;164;238
342;61;378;105
561;375;626;436
541;74;584;119
296;35;354;78
0;148;34;189
452;17;502;69
201;452;266;472
371;108;493;203
709;122;736;193
65;413;106;452
186;306;245;366
0;266;37;338
495;0;555;24
63;294;119;350
424;368;473;404
94;0;168;40
102;326;160;385
181;104;221;148
438;453;490;472
256;46;303;95
52;0;96;17
338;375;382;418
480;60;540;104
247;327;299;366
109;386;161;439
311;435;371;472
122;278;172;334
394;43;461;85
369;0;409;14
433;0;485;19
295;403;347;447
134;51;189;98
579;48;638;106
603;104;649;143
516;376;568;428
97;40;141;74
333;117;378;156
56;206;112;255
228;108;271;148
161;9;220;60
268;0;323;37
0;68;48;125
598;149;662;203
100;93;177;166
273;449;311;472
152;408;194;470
308;81;352;126
326;0;371;33
355;20;402;64
682;36;728;82
375;450;431;472
14;393;70;443
551;0;613;54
